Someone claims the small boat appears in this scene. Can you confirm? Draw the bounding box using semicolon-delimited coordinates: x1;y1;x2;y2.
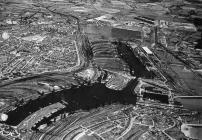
181;123;202;139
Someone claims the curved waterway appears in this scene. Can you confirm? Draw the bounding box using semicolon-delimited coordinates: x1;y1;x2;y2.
4;32;152;126
5;81;137;126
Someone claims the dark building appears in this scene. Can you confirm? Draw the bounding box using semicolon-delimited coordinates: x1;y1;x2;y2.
111;28;142;41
